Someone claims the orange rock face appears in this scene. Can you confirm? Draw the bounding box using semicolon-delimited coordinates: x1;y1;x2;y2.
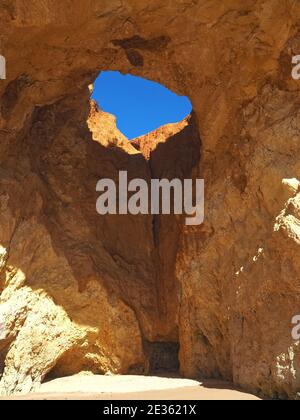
0;0;300;399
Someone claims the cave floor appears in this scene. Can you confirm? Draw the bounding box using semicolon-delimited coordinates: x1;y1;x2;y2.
3;374;261;400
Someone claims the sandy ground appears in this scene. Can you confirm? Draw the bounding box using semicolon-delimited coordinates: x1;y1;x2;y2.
2;374;261;400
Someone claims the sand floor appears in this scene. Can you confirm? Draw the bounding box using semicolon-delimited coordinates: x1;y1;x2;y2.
2;374;261;400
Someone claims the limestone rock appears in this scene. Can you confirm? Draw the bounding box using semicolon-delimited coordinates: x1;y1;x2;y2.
0;0;300;399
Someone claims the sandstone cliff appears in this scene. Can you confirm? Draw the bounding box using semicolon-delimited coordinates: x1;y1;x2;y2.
0;0;300;399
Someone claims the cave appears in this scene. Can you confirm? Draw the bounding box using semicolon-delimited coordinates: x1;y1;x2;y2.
1;2;300;400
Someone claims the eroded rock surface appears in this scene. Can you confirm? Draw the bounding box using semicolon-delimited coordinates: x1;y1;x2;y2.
0;0;300;399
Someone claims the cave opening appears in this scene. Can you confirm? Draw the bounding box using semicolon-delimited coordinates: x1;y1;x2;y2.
144;341;180;375
90;71;192;140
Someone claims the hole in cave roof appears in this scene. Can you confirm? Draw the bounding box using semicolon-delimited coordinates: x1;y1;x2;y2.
91;71;192;140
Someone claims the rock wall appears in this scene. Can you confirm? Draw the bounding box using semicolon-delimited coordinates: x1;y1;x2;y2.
0;0;300;398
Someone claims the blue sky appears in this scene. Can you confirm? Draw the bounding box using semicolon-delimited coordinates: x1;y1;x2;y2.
92;71;192;139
